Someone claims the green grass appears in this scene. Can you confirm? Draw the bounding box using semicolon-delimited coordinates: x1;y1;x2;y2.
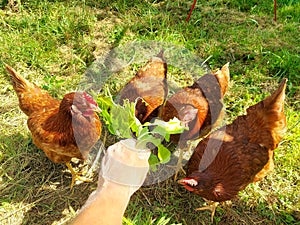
0;0;299;224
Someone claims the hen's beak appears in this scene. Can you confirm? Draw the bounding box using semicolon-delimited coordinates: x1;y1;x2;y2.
94;106;102;113
177;178;198;192
90;103;102;113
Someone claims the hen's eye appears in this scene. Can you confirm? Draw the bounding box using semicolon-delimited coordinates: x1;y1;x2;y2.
71;105;80;114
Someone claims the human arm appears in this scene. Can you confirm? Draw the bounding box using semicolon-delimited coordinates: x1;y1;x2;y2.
71;139;150;225
71;181;131;225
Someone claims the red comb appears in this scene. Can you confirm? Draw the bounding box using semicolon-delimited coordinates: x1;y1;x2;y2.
83;92;97;106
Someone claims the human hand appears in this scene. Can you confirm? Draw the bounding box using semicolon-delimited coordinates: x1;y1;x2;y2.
100;139;150;194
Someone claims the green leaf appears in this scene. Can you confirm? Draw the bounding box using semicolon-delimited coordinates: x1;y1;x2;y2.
156;216;171;225
157;144;171;163
138;126;149;138
97;95;140;139
97;95;115;135
111;102;134;138
164;133;170;142
144;117;187;135
151;126;167;137
148;153;159;171
129;100;140;134
98;96;114;110
137;134;161;149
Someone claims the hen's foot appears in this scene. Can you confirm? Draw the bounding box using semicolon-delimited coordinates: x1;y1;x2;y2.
167;147;186;181
66;162;92;189
174;153;186;181
195;201;219;223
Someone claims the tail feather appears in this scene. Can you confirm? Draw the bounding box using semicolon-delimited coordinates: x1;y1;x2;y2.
5;64;33;92
263;78;287;145
156;49;165;60
246;79;287;149
214;62;230;96
136;50;167;78
263;78;287;113
5;64;58;116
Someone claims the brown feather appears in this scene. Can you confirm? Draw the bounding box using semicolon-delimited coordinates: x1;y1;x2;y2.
119;50;168;123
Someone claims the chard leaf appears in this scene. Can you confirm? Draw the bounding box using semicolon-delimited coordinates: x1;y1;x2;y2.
96;94;187;169
157;144;171;163
144;117;187;134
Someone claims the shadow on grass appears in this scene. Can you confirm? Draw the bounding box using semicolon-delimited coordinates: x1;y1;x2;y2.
0;133;98;225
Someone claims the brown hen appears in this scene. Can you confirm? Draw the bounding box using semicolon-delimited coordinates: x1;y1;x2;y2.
6;65;102;188
119;50;168;123
158;63;229;179
159;63;230;143
178;79;287;221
